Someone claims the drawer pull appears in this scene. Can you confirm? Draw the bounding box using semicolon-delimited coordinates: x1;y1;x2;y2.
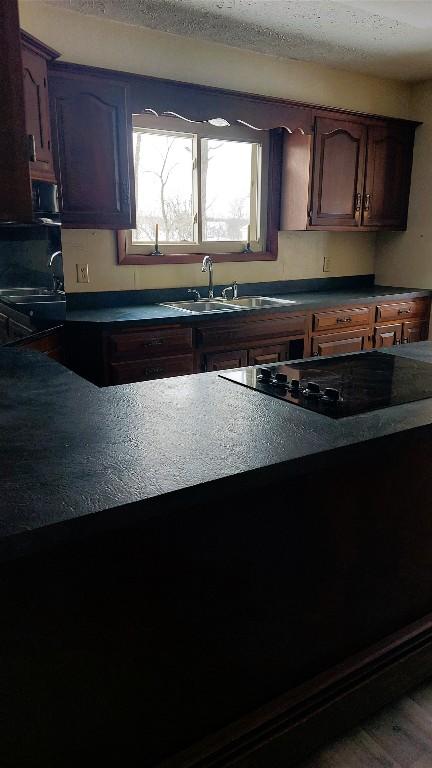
398;308;411;315
336;317;352;324
28;134;37;162
144;367;164;376
142;338;164;346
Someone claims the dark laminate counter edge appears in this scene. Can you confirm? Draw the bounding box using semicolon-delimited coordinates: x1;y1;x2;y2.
3;341;432;562
65;286;432;328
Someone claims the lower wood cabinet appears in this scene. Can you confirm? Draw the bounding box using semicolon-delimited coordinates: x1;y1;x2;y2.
312;329;371;357
204;350;248;371
403;320;428;344
374;324;402;348
65;294;430;386
248;345;288;366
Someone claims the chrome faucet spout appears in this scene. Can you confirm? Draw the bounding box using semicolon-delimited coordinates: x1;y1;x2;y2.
47;250;64;293
201;255;214;299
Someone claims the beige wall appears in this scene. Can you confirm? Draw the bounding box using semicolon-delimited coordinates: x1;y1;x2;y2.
19;1;410;293
375;80;432;289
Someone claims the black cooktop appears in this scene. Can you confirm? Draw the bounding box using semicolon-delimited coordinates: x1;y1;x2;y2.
220;351;432;419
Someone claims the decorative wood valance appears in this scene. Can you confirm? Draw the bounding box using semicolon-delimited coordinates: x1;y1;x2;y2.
49;62;314;135
127;74;314;134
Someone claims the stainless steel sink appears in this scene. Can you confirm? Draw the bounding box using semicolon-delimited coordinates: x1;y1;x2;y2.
163;300;241;313
0;287;54;297
4;294;65;304
225;296;296;309
162;296;297;313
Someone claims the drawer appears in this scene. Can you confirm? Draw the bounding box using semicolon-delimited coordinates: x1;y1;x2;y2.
107;326;193;362
313;306;371;332
197;314;306;349
109;354;194;384
376;299;429;323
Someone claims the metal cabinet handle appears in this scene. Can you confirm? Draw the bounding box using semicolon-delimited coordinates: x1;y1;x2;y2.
398;308;411;315
355;193;362;211
28;134;37;162
336;317;352;324
142;338;163;346
364;193;371;211
144;367;164;376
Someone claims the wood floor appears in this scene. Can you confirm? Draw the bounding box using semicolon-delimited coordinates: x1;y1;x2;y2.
299;680;432;767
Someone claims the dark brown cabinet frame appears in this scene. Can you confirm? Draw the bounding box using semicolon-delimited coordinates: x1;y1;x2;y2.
65;295;431;387
46;60;419;240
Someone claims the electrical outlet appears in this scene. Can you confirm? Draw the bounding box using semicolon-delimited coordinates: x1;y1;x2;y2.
77;263;90;283
323;255;331;273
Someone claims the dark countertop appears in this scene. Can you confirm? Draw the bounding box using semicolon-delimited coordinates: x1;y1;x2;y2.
65;285;432;327
2;340;432;562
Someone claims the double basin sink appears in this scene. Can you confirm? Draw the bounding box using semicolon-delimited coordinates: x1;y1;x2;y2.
163;296;296;314
0;288;66;320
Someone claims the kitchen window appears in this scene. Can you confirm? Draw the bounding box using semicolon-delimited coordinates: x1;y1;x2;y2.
121;115;271;263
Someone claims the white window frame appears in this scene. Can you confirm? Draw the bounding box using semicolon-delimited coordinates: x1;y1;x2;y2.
127;115;269;256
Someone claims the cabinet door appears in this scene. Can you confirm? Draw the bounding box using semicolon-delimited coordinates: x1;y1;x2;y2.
310;117;366;228
248;345;287;366
362;124;414;229
402;321;428;344
204;350;248;371
374;324;402;348
22;45;55;182
312;329;370;357
0;0;32;222
49;68;135;228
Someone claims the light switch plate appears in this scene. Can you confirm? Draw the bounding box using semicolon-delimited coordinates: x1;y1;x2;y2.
77;263;90;283
323;255;331;273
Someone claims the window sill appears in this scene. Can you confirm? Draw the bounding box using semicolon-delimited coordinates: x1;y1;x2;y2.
117;232;277;265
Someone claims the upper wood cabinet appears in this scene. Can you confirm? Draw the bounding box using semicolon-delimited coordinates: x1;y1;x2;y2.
21;32;59;183
362;123;414;229
0;1;32;222
309;117;367;229
281;114;417;232
48;67;135;229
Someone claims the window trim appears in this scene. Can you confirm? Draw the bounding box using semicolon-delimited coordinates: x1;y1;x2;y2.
118;120;282;266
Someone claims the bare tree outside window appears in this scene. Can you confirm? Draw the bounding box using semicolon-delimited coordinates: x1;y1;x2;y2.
131;127;260;247
133;131;194;243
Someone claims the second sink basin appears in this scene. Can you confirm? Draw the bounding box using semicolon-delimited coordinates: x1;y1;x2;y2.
226;296;296;309
163;300;241;313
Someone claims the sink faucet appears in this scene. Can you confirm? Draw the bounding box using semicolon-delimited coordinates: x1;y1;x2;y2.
47;250;64;293
187;288;201;302
201;255;214;299
221;281;238;301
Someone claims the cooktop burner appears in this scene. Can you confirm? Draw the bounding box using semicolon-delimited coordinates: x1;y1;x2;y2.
219;351;432;419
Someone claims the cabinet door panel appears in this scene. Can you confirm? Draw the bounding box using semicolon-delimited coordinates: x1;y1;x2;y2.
374;324;402;348
248;345;287;366
403;321;428;345
312;329;370;357
205;350;247;371
363;124;414;229
310;117;366;228
22;46;55;181
49;69;135;228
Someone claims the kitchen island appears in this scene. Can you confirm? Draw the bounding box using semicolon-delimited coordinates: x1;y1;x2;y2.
2;343;432;767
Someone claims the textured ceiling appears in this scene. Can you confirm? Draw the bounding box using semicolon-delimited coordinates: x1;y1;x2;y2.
51;1;432;81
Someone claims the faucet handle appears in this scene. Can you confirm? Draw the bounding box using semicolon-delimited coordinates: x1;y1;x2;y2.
187;288;201;302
